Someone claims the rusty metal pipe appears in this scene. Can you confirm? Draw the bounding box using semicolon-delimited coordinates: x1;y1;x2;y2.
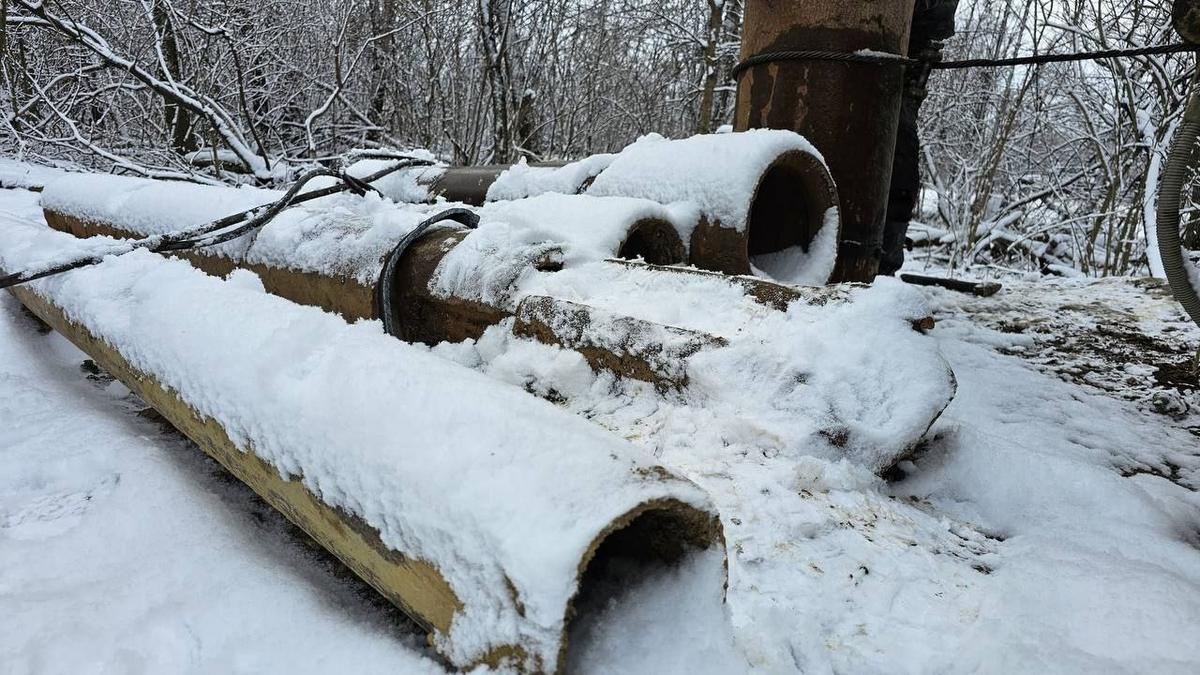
688;147;840;277
414;161;570;205
44;209;708;388
367;143;841;282
734;0;915;282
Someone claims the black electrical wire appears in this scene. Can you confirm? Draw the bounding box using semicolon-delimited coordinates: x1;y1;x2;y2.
0;157;434;290
375;207;479;340
731;42;1199;81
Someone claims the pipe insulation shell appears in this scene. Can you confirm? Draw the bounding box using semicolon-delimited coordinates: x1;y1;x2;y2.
0;217;723;673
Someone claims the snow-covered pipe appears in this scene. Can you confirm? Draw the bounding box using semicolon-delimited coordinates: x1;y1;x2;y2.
358;131;842;284
0;217;723;673
40;173;687;320
586;130;841;283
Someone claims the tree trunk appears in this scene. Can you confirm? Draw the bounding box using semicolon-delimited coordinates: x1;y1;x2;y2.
151;0;195;155
477;0;514;163
696;0;725;134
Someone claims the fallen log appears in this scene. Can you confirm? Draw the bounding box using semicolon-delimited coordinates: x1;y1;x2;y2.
0;217;723;673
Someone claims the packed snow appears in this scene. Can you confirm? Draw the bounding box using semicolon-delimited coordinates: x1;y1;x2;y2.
4;175;1200;674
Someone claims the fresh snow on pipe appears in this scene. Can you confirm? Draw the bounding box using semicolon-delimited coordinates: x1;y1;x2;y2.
245;192;464;284
41;173;467;285
0;210;717;671
41;172;280;235
340;155;447;204
477;193;699;264
587;129;827;233
486;154;617;201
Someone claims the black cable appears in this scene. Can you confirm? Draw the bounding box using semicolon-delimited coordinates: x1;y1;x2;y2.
0;157;434;289
936;42;1199;70
731;49;914;79
375;207;479;340
731;42;1199;80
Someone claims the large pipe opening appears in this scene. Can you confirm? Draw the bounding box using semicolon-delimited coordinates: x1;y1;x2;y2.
746;149;841;282
617;218;687;265
560;499;723;673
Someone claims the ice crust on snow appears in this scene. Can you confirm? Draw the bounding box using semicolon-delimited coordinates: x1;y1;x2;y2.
0;212;715;671
587;129;826;233
486;154;616;201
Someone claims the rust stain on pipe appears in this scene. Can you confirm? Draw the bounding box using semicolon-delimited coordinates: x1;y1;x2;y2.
734;0;915;282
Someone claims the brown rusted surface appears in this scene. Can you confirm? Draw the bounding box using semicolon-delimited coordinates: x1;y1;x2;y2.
619;148;841;279
617;217;687;265
689;217;752;275
513;295;728;390
735;0;914;282
389;228;512;344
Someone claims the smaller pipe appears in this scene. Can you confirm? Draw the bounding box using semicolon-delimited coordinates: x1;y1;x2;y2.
416;161;571;205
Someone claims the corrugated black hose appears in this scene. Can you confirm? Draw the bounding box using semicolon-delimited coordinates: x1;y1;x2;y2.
1156;87;1200;329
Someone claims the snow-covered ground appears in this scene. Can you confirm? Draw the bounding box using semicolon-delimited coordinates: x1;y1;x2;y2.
2;184;1200;673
